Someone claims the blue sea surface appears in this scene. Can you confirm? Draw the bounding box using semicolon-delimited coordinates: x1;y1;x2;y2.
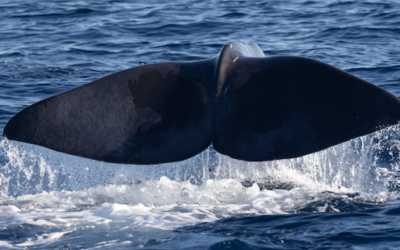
1;0;400;249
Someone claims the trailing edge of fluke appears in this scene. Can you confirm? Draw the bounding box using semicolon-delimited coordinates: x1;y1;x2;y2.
4;42;400;164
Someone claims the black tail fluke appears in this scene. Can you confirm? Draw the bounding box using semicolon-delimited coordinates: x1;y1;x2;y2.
4;60;216;164
4;42;400;164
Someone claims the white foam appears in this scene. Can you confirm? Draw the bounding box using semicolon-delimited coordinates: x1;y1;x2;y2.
15;231;72;247
1;125;400;247
87;240;134;249
0;241;14;249
0;175;396;248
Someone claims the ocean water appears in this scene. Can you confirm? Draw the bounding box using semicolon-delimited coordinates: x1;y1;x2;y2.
1;0;400;249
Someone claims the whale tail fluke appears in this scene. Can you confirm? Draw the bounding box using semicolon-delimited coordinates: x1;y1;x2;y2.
4;42;400;164
214;48;400;161
3;60;216;164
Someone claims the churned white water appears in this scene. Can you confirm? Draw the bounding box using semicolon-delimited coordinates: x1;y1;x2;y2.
1;125;400;248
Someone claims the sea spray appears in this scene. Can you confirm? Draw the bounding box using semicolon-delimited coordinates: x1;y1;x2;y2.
1;124;400;201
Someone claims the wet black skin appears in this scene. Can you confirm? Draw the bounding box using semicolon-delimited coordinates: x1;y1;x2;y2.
4;42;400;164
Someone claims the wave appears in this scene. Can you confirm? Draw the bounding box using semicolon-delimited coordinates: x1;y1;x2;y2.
10;8;97;19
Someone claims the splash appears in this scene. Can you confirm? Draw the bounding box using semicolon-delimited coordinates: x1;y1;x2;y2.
1;124;400;201
1;126;400;249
